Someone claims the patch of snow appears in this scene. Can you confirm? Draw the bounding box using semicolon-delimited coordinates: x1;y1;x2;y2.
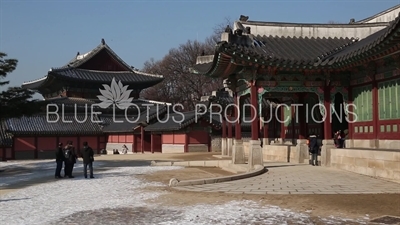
0;166;369;225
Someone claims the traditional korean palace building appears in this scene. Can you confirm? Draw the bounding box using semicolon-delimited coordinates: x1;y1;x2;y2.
192;6;400;180
0;39;224;159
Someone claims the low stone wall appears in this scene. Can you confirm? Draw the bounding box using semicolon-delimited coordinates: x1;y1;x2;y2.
330;148;400;181
211;136;221;152
162;144;184;153
262;145;297;162
188;144;208;152
348;139;400;150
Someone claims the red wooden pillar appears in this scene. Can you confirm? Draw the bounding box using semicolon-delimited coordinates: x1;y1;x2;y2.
77;136;81;157
372;79;378;139
184;133;189;152
348;87;353;139
150;133;154;153
34;136;38;159
250;83;259;140
222;118;227;139
227;116;233;139
324;85;332;139
208;134;211;152
1;148;6;161
280;107;285;140
11;136;15;160
234;94;242;140
263;115;269;138
298;93;306;139
140;126;144;153
133;134;137;153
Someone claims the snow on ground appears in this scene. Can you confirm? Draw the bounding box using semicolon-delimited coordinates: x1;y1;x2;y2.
0;164;369;225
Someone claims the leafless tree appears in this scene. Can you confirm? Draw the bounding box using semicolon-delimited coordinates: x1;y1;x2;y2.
140;19;234;111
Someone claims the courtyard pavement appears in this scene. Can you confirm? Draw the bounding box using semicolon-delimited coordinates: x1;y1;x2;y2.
174;163;400;194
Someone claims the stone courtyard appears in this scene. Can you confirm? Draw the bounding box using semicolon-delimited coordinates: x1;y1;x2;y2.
0;153;399;225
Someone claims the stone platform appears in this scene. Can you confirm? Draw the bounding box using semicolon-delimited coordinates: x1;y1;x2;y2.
174;163;400;194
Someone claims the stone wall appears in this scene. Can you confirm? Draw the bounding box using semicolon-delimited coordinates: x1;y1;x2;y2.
330;148;400;181
348;139;400;150
188;144;208;152
211;135;221;152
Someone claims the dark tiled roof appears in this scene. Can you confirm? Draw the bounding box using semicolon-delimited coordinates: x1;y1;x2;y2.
144;111;218;132
226;35;357;66
48;67;163;84
62;40;132;70
5;114;103;135
318;13;400;66
0;121;13;147
22;39;164;90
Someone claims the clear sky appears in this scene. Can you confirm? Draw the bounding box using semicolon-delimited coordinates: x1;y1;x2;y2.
1;0;400;99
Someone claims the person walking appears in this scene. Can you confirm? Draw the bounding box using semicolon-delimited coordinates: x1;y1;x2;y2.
81;141;94;179
64;141;77;178
55;143;64;179
308;134;320;166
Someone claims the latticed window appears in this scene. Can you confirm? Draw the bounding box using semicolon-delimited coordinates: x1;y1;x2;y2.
378;78;400;120
352;85;373;122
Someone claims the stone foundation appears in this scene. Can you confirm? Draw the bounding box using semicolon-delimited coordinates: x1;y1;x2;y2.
211;136;222;152
232;139;245;164
248;140;263;168
347;139;400;149
330;148;400;181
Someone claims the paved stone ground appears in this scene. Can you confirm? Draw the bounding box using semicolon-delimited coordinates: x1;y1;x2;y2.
174;163;400;194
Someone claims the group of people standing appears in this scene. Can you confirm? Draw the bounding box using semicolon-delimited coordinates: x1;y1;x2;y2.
55;141;95;179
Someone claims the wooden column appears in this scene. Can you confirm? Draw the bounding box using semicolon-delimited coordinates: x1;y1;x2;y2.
184;133;189;152
323;85;332;139
372;78;379;139
1;148;5;161
227;116;233;138
298;93;306;139
96;135;100;154
348;87;353;139
77;136;81;157
208;134;211;152
234;94;242;140
11;136;15;160
34;136;38;159
222;118;227;139
150;133;154;153
133;134;137;153
250;83;259;140
140;126;145;153
263;113;269;139
280;107;285;140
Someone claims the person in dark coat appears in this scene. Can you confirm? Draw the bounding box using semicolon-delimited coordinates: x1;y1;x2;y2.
55;143;64;178
308;134;320;166
64;141;77;178
81;141;94;179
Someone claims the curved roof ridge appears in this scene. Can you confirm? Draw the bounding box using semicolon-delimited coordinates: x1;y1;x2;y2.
357;4;400;23
134;69;164;78
22;76;48;85
238;20;389;27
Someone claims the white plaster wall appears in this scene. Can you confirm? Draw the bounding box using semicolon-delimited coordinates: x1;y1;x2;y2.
161;144;184;154
235;22;387;39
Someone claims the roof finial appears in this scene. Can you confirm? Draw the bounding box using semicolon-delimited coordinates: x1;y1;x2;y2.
225;25;233;34
349;18;355;24
239;15;249;22
76;51;80;56
101;38;105;45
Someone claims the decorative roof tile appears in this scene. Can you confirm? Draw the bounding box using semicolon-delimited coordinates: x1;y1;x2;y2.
0;121;13;147
5;114;103;135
